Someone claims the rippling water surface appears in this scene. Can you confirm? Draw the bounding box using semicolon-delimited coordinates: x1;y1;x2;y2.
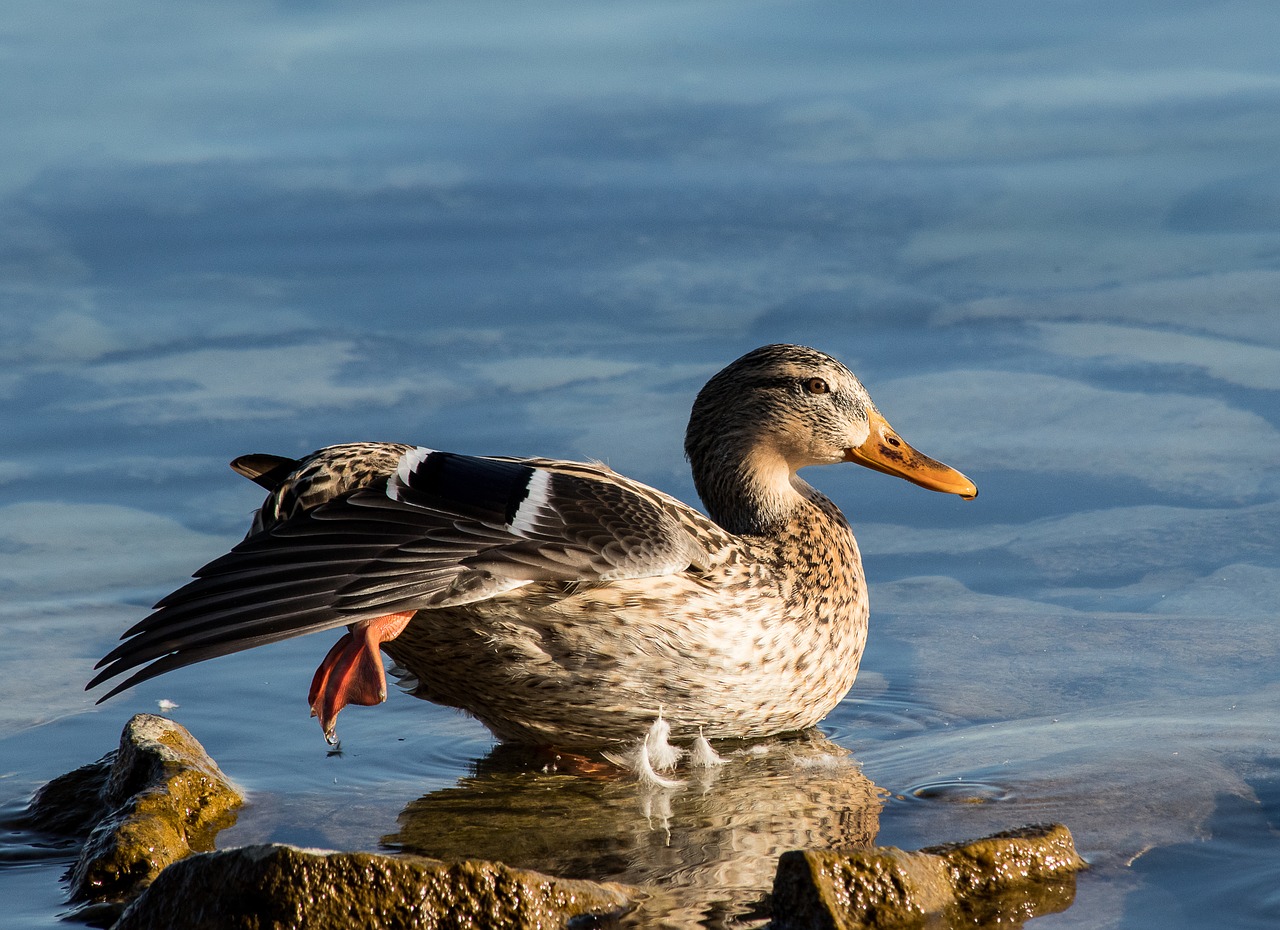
2;2;1278;927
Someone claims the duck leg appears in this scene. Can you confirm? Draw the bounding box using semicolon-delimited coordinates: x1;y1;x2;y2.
308;611;415;743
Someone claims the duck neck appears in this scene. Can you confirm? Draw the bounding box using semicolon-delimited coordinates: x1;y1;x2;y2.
690;445;809;537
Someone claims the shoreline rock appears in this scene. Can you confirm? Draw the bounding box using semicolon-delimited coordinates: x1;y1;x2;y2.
21;713;242;906
111;844;633;930
770;822;1087;929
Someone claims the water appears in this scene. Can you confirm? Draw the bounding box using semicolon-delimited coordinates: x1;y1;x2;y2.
2;1;1278;926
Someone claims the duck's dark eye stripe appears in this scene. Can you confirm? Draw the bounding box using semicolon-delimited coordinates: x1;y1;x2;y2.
754;376;797;390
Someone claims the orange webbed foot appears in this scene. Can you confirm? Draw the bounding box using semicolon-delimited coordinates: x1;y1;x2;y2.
308;611;415;743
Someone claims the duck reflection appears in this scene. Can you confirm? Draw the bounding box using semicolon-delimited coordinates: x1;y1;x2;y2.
382;731;881;927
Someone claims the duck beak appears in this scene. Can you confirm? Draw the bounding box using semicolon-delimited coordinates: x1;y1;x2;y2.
844;410;978;500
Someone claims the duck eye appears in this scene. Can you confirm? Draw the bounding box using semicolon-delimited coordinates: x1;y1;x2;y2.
803;377;830;395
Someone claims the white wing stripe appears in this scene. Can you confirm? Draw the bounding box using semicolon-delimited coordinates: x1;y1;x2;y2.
390;447;438;501
507;468;553;538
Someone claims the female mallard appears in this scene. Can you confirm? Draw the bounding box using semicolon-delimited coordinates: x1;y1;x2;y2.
90;345;976;751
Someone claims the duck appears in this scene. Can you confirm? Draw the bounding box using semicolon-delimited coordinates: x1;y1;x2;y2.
89;345;976;752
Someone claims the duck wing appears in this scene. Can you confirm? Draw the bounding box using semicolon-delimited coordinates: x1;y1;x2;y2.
89;447;711;700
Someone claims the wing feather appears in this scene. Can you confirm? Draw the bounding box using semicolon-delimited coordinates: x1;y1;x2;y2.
91;446;710;699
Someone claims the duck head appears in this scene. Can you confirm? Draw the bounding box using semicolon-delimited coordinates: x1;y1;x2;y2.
685;344;976;534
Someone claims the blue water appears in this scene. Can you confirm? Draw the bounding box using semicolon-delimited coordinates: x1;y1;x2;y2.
2;2;1279;927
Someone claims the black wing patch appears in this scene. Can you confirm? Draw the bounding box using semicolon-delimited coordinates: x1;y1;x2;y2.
392;448;538;526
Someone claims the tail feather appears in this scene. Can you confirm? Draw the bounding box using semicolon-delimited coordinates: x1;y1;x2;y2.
230;453;300;490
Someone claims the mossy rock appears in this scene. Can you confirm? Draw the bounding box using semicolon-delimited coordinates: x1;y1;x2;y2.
113;844;633;930
771;823;1086;929
22;713;243;904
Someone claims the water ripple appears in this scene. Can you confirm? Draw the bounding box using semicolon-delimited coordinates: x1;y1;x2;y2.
901;778;1013;804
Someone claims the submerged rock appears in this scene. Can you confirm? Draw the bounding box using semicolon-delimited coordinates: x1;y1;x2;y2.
112;843;633;930
21;713;242;905
771;822;1086;929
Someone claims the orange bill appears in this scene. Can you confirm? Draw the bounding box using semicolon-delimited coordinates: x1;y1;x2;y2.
844;410;978;500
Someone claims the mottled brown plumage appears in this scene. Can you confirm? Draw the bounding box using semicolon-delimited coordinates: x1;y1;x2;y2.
91;345;976;751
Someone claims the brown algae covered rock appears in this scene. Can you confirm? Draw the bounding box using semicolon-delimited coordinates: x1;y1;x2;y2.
22;713;242;904
923;821;1086;898
112;844;633;930
771;846;953;930
771;823;1086;929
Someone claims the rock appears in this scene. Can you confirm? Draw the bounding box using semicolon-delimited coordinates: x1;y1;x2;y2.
770;823;1087;929
22;713;242;905
20;754;114;837
112;843;633;930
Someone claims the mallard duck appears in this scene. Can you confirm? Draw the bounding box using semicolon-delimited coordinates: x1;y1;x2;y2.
90;345;976;751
